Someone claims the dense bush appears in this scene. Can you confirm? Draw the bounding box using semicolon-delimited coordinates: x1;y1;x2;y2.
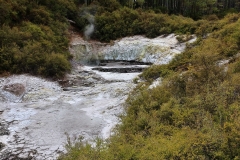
140;64;172;82
0;0;77;78
93;7;197;42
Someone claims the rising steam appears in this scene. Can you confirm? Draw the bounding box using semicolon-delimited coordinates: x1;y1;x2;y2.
84;13;95;40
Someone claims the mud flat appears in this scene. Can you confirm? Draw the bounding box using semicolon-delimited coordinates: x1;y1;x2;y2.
0;68;138;159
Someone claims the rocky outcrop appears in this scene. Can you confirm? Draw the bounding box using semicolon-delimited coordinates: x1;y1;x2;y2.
69;34;196;65
3;83;25;96
0;83;26;103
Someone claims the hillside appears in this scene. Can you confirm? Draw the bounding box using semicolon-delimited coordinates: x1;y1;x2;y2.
0;0;240;159
1;0;240;79
0;0;79;78
59;12;240;160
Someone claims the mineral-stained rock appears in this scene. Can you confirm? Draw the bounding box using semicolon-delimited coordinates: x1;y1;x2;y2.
3;83;25;96
0;122;9;136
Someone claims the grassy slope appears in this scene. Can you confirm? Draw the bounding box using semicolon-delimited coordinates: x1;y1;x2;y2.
59;13;240;160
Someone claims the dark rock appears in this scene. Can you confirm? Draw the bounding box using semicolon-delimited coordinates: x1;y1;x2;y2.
0;142;5;151
0;149;33;160
92;67;145;73
99;60;152;66
0;122;9;136
63;88;84;91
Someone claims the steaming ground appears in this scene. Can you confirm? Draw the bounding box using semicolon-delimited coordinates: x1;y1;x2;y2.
0;34;196;159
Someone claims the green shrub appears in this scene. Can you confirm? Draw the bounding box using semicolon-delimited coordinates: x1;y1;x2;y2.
140;65;172;82
0;0;76;78
94;8;197;42
233;60;240;73
44;54;71;78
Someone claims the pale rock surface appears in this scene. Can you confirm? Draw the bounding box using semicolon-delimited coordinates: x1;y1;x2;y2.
70;34;196;65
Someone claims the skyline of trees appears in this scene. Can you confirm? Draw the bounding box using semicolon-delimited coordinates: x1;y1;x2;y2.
80;0;240;19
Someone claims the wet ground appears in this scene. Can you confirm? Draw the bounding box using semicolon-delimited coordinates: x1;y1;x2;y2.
0;62;142;159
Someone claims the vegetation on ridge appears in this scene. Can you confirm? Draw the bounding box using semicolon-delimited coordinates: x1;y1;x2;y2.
82;0;240;19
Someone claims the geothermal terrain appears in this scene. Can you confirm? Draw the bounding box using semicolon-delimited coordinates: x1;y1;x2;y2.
0;34;195;159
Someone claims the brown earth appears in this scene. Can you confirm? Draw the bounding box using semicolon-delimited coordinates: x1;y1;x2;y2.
3;83;25;96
